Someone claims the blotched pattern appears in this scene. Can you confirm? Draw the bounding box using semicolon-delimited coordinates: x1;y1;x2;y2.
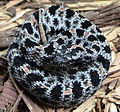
7;5;111;107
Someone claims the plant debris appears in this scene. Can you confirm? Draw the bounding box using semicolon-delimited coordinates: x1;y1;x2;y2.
0;0;120;112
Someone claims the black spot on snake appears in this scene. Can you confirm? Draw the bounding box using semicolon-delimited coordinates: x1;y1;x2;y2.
25;38;38;48
90;29;95;33
34;33;39;39
68;40;72;45
55;28;64;35
66;9;75;18
43;71;49;77
72;81;83;99
50;85;62;100
27;73;44;82
76;29;84;37
79;14;84;18
34;86;46;95
97;55;110;71
84;56;92;60
83;42;88;47
49;27;55;36
90;70;100;87
80;74;86;81
61;31;72;38
57;38;65;45
96;27;102;33
13;56;25;67
65;20;70;28
9;42;18;49
88;35;97;41
22;23;33;34
78;61;88;71
76;39;81;44
67;69;77;75
44;42;54;55
97;35;106;42
20;46;26;54
104;46;111;53
86;48;93;54
53;18;58;26
81;20;92;29
33;10;39;22
46;16;50;23
92;45;100;52
49;5;60;15
73;20;78;25
57;76;63;83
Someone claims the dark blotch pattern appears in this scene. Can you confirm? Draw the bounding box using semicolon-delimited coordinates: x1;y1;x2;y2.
80;74;86;80
67;69;77;75
25;38;38;48
13;56;25;67
35;86;46;95
61;31;72;38
104;46;111;53
72;81;83;99
65;20;70;28
88;35;97;41
53;18;58;26
86;48;93;54
97;35;106;42
90;70;100;87
78;61;88;71
22;23;33;34
34;33;39;39
44;42;54;55
76;29;84;37
83;42;88;47
92;45;100;52
76;39;81;44
50;85;62;100
57;38;65;45
49;5;60;16
97;55;110;71
66;9;75;18
79;14;84;18
20;46;26;54
96;27;102;33
46;16;50;23
27;73;44;82
33;11;39;22
9;42;18;50
81;20;92;29
84;56;92;60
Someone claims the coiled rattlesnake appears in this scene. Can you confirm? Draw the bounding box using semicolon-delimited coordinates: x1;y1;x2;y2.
7;5;111;107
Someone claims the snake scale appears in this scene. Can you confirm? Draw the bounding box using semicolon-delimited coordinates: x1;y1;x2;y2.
7;5;111;107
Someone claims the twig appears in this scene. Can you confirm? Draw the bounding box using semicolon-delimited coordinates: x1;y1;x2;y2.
39;9;47;45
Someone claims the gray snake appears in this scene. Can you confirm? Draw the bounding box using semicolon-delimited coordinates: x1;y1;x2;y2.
7;5;111;107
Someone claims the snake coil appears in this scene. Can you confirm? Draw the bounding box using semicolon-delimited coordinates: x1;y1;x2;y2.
7;5;111;107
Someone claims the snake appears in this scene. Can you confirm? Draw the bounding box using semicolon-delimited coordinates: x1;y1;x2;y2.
7;5;111;107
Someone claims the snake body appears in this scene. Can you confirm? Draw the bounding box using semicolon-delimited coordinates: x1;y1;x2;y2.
7;5;111;107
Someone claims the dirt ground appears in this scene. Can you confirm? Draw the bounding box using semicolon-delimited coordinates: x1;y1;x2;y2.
0;0;120;112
